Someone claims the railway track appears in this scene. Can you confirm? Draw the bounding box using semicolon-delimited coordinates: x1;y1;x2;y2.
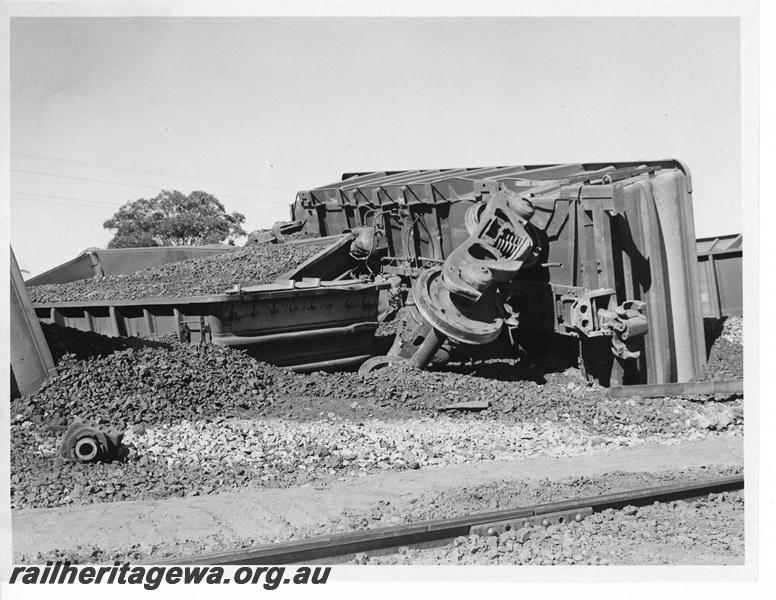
167;474;743;565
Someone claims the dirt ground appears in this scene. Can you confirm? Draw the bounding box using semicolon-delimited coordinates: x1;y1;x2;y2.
13;435;742;564
11;307;744;565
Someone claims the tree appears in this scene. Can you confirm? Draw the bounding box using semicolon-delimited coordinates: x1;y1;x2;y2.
103;190;246;248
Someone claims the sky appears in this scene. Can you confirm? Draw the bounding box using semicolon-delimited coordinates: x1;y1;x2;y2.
10;16;741;277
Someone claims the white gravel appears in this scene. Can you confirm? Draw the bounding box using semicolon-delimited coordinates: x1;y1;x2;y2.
23;409;740;486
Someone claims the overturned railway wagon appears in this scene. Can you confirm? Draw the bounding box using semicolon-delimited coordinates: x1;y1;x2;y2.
21;159;735;390
291;160;707;386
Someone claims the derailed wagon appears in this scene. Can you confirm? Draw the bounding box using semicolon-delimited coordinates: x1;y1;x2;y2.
291;160;708;386
17;159;737;391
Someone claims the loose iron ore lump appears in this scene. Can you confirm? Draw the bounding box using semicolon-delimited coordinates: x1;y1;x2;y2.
27;243;323;303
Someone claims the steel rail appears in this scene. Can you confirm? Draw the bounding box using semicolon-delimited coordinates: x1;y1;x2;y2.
167;474;743;566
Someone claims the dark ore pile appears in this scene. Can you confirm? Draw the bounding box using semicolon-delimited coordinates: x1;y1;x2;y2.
12;326;731;436
13;340;281;429
697;337;744;382
696;317;744;382
27;242;324;303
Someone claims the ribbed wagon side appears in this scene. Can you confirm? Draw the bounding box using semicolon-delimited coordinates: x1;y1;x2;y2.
696;234;743;319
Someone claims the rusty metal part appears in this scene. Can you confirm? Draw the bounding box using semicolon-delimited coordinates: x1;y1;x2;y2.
58;422;126;464
358;320;449;377
271;218;306;243
358;354;406;376
464;191;544;235
470;507;594;537
407;326;447;368
442;189;538;302
413;268;505;346
438;400;491;412
349;226;387;260
607;379;744;398
291;354;375;373
377;303;453;365
245;219;307;245
599;300;649;359
567;289;615;336
366;209;521;369
167;474;743;565
563;289;649;359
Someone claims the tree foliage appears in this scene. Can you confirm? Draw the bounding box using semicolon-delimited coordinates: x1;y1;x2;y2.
103;190;246;248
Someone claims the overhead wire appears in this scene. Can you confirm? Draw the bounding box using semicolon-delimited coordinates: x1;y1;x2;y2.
12;197;121;215
11;168;294;206
12;152;298;193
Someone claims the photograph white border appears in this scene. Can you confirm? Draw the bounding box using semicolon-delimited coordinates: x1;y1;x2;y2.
0;0;765;596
